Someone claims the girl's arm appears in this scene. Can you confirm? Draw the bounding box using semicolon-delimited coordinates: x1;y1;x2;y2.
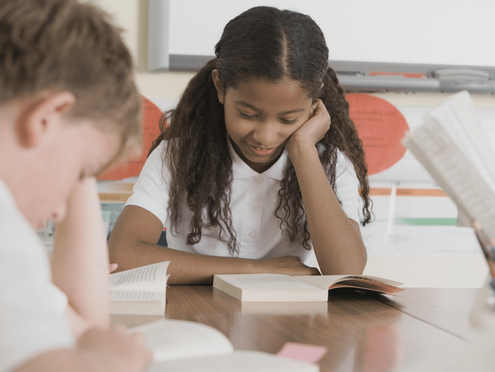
285;100;367;275
108;205;319;285
51;177;110;337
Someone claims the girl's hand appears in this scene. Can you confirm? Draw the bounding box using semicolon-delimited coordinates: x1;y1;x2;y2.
256;256;321;276
285;99;331;159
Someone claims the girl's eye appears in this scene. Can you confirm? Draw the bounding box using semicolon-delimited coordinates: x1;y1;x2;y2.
281;118;298;124
240;112;257;120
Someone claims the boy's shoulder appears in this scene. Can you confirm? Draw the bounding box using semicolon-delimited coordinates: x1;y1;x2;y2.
0;177;50;275
0;179;74;372
0;179;32;235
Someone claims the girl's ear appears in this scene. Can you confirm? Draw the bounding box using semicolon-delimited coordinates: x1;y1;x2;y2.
211;69;225;104
16;91;75;148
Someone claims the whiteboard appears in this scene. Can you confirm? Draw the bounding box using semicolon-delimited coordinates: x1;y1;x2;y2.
168;0;495;67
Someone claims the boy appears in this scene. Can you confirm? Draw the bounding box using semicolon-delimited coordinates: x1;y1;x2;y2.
0;0;151;371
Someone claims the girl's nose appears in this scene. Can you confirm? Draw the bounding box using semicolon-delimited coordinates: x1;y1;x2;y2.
252;123;278;147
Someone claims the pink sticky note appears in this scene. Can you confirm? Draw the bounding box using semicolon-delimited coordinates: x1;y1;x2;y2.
277;342;328;364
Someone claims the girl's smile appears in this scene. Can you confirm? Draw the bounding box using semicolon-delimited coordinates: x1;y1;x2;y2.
212;72;314;173
247;143;277;156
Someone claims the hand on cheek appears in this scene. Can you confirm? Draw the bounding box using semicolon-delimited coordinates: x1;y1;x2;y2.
285;99;331;158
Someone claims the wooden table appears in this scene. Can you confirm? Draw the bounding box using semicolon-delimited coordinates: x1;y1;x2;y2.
113;286;480;371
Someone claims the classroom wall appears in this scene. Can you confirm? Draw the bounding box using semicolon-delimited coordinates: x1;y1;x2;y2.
94;0;495;108
92;0;192;100
93;0;494;288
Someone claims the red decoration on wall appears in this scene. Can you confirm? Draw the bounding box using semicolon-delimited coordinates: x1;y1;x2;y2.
347;93;409;175
97;96;163;180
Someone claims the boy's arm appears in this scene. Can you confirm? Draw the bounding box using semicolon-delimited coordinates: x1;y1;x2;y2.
51;178;110;337
15;326;151;372
108;206;319;285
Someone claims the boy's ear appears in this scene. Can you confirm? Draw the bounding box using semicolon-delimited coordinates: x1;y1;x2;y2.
17;91;76;148
211;69;225;104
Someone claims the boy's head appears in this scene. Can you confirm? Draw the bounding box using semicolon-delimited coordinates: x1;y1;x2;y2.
0;0;141;147
0;0;142;227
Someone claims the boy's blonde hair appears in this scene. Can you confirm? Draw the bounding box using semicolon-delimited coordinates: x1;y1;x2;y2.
0;0;142;161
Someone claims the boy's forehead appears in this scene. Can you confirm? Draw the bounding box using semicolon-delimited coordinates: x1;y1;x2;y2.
40;120;122;180
75;124;124;178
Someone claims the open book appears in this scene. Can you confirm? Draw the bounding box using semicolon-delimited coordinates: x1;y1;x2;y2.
213;274;403;302
130;319;319;372
109;261;170;315
402;91;495;237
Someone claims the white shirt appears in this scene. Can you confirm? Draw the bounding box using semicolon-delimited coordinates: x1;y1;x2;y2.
126;140;361;265
0;179;74;372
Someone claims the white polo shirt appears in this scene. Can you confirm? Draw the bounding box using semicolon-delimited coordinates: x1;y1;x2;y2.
126;140;361;265
0;179;74;372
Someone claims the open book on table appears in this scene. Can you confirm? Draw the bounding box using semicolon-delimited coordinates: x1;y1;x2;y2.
402;90;495;238
130;319;319;372
213;273;403;302
109;261;170;315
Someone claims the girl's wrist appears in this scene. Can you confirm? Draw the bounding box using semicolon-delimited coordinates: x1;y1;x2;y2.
286;140;318;163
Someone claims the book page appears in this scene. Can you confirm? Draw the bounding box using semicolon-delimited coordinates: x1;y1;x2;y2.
110;290;164;302
110;261;170;292
448;92;495;184
329;280;404;294
404;114;495;237
427;93;495;194
130;319;234;362
217;274;321;290
296;275;403;292
148;350;319;372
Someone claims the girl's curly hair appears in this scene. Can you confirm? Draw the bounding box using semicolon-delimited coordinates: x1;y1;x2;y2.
150;6;372;255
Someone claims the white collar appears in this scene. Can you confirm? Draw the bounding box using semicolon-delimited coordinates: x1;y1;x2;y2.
227;138;287;181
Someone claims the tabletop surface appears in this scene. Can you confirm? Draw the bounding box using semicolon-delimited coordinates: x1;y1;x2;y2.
112;286;481;371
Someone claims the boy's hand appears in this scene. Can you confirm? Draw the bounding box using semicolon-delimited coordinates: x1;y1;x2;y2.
78;325;152;372
285;99;331;159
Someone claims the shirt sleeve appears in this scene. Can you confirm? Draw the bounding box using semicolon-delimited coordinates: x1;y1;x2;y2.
125;141;170;226
0;231;74;372
334;151;361;224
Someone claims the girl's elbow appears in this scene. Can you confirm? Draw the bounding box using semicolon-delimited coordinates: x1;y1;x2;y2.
355;245;368;274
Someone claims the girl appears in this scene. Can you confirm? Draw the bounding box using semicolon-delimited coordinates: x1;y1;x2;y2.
109;6;372;285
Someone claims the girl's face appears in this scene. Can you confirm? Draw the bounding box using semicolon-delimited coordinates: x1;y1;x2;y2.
213;72;314;173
